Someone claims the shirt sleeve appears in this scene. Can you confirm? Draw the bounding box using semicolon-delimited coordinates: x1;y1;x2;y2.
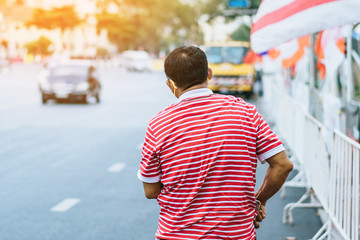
137;125;161;183
252;106;285;164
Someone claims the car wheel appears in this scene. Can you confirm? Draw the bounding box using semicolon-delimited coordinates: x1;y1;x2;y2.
81;94;88;104
244;91;253;99
42;95;47;104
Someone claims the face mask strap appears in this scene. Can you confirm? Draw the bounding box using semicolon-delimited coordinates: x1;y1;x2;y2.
169;79;177;95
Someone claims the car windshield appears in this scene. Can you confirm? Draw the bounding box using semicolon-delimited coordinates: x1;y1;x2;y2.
51;65;88;77
206;46;249;65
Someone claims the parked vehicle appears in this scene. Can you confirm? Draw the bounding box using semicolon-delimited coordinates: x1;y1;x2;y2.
204;41;256;98
39;61;101;104
122;50;153;72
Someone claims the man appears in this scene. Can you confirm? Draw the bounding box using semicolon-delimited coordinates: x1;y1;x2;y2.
137;46;293;240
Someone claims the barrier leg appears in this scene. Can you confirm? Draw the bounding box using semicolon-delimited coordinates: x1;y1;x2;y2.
283;189;323;225
283;190;312;224
311;220;330;240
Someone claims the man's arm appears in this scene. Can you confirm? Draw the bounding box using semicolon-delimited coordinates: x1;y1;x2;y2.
142;182;163;199
255;151;293;205
254;151;293;228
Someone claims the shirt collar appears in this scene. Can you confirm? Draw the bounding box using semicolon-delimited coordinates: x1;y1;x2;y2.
177;88;213;103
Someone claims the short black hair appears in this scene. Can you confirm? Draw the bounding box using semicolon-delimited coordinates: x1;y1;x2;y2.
164;46;208;90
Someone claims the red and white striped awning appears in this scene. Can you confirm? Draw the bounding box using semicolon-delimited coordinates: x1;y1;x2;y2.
251;0;360;53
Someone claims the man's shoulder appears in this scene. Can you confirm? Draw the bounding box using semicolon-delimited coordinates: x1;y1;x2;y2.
148;94;256;127
148;102;180;127
213;94;256;110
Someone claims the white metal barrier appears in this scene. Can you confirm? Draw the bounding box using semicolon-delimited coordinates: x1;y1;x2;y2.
263;77;360;239
302;112;330;210
270;84;309;199
283;110;328;225
328;130;360;240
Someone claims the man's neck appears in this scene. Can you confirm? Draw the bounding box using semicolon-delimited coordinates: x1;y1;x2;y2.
176;82;208;98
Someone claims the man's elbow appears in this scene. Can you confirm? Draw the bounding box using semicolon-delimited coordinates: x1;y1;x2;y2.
284;161;294;173
278;156;294;174
144;190;160;199
143;182;162;199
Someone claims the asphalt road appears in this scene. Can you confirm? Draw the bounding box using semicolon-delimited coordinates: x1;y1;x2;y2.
0;64;322;240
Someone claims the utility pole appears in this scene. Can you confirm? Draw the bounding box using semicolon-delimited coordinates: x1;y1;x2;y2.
309;34;316;89
345;26;353;102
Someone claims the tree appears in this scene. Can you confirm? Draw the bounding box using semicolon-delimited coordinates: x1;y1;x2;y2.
96;12;138;51
26;5;81;33
94;0;261;53
91;0;119;12
201;0;261;20
231;24;251;41
200;0;261;43
95;0;204;53
14;0;24;5
26;5;82;49
24;36;53;56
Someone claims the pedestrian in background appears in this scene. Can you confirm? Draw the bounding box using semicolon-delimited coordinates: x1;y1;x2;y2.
138;46;293;240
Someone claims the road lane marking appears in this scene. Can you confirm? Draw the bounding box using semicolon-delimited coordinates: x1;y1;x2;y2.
51;198;80;212
108;163;126;172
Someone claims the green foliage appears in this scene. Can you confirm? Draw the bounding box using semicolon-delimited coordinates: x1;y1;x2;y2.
202;0;261;20
26;5;82;33
230;24;251;41
96;12;137;51
249;0;262;8
24;36;53;56
94;0;262;53
95;0;203;53
94;0;118;11
200;0;228;16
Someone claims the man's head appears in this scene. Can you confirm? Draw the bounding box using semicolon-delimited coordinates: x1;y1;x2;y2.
164;46;209;91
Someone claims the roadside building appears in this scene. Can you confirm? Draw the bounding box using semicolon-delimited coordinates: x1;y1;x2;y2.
0;0;115;61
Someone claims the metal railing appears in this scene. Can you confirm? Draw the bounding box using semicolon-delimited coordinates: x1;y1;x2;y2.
328;130;360;240
263;76;360;239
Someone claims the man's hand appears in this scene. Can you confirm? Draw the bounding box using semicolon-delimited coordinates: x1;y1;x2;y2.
254;204;266;229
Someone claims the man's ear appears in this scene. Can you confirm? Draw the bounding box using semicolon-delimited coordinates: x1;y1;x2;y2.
208;68;213;81
166;79;176;93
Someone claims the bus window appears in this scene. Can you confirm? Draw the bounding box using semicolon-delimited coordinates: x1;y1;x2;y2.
206;46;249;65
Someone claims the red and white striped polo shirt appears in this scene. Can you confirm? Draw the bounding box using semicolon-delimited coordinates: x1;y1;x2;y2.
138;88;284;240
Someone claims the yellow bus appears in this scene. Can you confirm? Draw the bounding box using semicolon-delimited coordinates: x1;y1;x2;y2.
204;41;256;98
